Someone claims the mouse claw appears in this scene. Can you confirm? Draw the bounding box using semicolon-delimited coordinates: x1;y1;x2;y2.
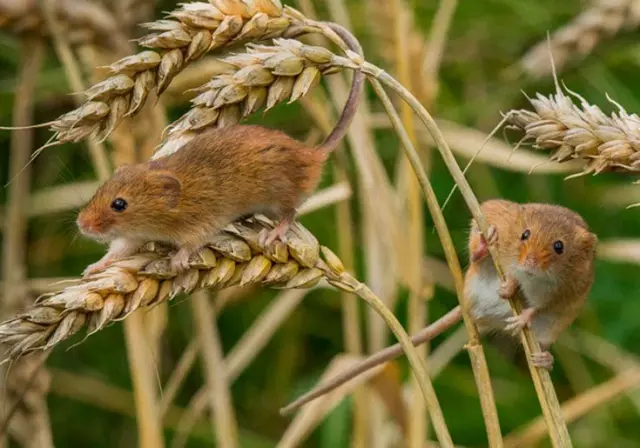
503;307;535;336
531;351;554;370
82;259;111;277
471;225;498;262
170;248;192;274
258;223;290;247
485;224;498;246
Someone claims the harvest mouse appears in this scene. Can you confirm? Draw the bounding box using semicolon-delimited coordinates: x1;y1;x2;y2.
466;199;597;368
280;200;597;413
76;25;364;276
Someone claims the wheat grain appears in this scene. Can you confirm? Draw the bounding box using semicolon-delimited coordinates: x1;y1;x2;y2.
505;85;640;175
45;0;317;146
155;38;347;157
521;0;640;78
0;216;350;361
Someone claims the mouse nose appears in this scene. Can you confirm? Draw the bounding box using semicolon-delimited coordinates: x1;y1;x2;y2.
523;253;538;268
76;214;96;233
520;249;550;271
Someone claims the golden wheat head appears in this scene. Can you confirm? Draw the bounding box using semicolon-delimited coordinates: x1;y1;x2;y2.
506;85;640;176
45;0;318;146
0;216;352;361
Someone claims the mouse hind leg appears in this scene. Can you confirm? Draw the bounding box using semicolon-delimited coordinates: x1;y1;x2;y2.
259;208;296;247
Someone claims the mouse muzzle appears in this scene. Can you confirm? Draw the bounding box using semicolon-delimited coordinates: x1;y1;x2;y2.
518;245;550;274
76;213;110;241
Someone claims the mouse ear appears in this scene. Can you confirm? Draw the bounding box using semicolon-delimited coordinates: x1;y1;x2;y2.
576;226;598;251
148;170;181;208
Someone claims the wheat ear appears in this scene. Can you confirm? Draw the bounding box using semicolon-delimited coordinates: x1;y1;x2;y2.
42;0;318;146
506;84;640;176
0;216;325;360
155;37;350;157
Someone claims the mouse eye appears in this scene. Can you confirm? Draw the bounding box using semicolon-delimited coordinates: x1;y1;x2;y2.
521;229;530;241
553;240;564;254
111;198;128;212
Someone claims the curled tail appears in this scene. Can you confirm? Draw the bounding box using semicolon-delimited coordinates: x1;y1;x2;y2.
319;23;365;153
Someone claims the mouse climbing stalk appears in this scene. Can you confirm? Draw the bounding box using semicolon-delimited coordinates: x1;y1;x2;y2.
280;200;597;414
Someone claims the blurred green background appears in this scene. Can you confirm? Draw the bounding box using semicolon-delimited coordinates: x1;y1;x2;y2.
2;0;640;447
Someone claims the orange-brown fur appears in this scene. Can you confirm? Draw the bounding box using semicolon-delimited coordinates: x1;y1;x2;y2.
271;200;598;396
513;203;596;345
77;125;330;274
464;199;597;368
79;125;326;244
77;22;364;276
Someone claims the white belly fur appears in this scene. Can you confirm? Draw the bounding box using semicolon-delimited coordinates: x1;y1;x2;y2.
466;270;512;333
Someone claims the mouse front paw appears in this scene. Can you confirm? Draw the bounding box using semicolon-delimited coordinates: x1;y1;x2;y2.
485;224;498;246
498;276;518;299
503;307;536;336
83;258;113;277
471;225;498;262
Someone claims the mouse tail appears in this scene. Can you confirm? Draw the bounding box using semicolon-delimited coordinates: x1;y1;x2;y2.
318;23;365;154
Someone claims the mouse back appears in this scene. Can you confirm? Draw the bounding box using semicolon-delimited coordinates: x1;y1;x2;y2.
156;125;328;215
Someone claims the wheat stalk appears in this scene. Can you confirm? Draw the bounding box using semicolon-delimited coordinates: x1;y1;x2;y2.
520;0;640;78
43;0;320;147
155;37;348;157
505;84;640;176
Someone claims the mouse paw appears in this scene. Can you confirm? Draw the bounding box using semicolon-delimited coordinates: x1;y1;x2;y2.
170;248;192;273
485;224;498;246
83;259;112;277
498;276;518;299
531;351;554;370
504;307;536;336
471;225;498;262
258;223;290;247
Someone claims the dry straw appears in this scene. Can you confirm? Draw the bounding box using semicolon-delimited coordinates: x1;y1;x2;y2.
520;0;640;78
0;0;127;49
506;83;640;176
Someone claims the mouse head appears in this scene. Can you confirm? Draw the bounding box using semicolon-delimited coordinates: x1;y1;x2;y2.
515;204;597;282
76;163;181;242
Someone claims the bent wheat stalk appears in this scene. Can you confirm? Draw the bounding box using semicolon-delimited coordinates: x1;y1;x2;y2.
293;48;573;446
